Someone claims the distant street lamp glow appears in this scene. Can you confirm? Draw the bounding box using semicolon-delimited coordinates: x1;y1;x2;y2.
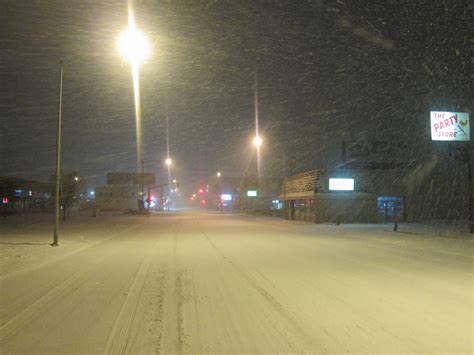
165;157;172;166
253;135;262;147
217;172;221;177
117;27;150;65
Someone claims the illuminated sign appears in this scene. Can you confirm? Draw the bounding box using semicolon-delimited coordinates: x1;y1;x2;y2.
221;194;232;201
247;190;257;197
329;178;354;191
430;111;470;141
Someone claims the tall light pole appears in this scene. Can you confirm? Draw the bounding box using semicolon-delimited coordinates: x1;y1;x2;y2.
52;56;84;246
117;0;150;209
282;155;295;221
165;157;172;210
52;63;64;246
165;111;172;196
468;152;473;233
253;134;262;185
253;72;262;180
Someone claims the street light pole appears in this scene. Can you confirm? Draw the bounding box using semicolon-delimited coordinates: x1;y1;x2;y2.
449;142;472;232
467;148;473;233
141;159;145;211
283;156;287;220
282;154;295;221
52;63;64;246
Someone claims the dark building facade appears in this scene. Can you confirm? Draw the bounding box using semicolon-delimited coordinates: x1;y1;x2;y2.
280;157;472;228
207;176;282;214
280;170;386;223
0;176;54;213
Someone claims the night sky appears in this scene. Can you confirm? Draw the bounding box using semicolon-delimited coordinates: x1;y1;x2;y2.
1;0;471;189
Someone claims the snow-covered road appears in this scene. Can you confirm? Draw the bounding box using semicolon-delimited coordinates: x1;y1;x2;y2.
0;213;472;353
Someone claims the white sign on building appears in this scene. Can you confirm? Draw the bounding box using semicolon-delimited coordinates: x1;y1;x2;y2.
329;178;354;191
430;111;470;141
221;194;232;201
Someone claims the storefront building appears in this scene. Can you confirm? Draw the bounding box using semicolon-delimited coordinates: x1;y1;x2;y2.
280;169;404;223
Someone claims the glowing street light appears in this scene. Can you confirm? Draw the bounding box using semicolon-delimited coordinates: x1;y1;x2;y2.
117;27;150;65
117;2;150;211
217;172;221;177
253;135;262;148
165;157;172;166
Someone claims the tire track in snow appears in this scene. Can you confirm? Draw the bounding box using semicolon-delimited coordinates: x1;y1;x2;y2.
175;269;188;354
150;269;167;354
134;218;188;354
102;222;173;355
110;234;173;354
172;219;191;354
201;232;329;353
103;236;163;355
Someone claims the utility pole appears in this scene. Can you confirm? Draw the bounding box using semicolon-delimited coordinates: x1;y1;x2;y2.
283;156;287;220
52;63;63;247
449;143;472;232
147;185;151;217
141;159;145;212
467;148;473;232
51;56;86;246
282;154;295;221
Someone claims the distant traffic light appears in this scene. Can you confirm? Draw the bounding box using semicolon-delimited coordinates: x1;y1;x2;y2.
198;188;204;194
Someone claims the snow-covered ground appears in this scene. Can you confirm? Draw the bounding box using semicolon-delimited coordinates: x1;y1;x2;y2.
0;212;146;278
0;212;472;353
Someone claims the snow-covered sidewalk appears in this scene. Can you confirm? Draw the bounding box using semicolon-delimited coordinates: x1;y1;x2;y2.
0;212;146;279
